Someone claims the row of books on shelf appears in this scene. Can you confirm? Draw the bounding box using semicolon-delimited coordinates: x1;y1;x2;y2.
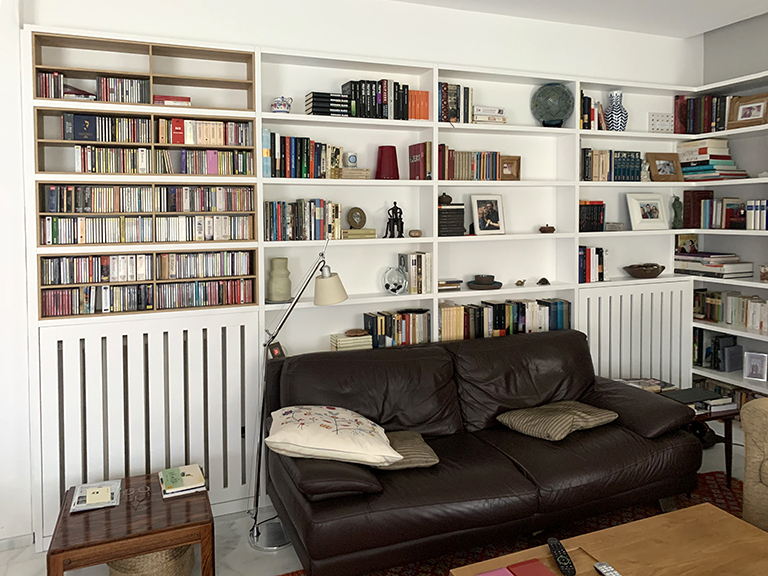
693;377;763;414
436;145;512;181
154;186;254;213
694;288;767;333
409;141;433;180
155;215;252;242
677;139;747;181
692;328;742;373
42;284;154;317
397;252;432;295
40;250;252;286
157;118;253;147
438;298;572;342
436;84;506;125
340;81;428;120
73;146;150;174
154;149;254;175
674;95;731;134
263;199;342;241
62;113;152;143
156;279;254;310
38;73;153;104
40;215;153;245
580;149;642;182
578;246;608;283
674;250;753;279
261;130;342;178
682;190;737;229
579;92;608;130
362;309;431;348
579;201;606;232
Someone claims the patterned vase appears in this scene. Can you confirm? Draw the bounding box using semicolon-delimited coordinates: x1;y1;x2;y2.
267;257;291;302
605;91;628;131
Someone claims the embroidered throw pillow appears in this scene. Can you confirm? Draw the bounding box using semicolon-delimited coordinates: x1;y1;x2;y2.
497;401;618;441
266;406;403;466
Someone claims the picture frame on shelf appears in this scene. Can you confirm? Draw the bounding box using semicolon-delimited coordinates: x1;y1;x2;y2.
727;92;768;130
646;153;683;182
471;195;505;235
626;193;669;230
744;351;768;382
499;155;521;181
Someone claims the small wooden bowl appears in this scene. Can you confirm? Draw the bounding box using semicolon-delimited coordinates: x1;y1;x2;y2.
624;264;665;279
474;274;495;285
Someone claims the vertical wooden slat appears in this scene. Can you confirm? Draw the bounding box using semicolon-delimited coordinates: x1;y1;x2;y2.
126;333;146;476
84;335;104;484
147;330;166;472
166;328;186;468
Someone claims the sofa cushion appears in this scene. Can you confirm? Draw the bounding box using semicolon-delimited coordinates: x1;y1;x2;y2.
269;432;539;560
445;331;596;432
497;401;618;441
279;346;463;437
474;424;702;513
266;406;403;466
279;455;383;502
373;431;439;470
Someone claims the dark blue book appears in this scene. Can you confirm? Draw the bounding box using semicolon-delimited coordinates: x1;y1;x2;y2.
74;114;96;140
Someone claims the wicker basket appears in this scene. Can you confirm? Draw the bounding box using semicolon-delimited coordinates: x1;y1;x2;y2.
107;545;194;576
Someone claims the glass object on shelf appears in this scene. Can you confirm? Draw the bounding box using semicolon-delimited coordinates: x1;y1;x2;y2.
382;267;407;295
530;83;573;128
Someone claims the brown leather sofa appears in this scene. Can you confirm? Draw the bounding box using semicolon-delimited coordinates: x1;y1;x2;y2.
265;330;702;576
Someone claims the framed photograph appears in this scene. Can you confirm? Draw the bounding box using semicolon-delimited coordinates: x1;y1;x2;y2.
676;233;699;254
471;195;505;235
646;153;683;182
626;193;669;230
500;155;521;181
727;92;768;129
744;351;768;382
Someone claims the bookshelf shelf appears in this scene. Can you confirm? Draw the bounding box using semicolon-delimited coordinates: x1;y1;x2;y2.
438;180;575;187
262;238;430;248
438;232;575;243
34;65;151;80
260;113;433;131
151;74;253;91
441;282;575;299
263;291;432;312
38;139;150;148
675;228;768;236
579;230;673;238
262;178;433;187
578;129;691;141
691;276;768;290
691;367;768;395
578;275;686;289
438;123;576;137
692;320;768;343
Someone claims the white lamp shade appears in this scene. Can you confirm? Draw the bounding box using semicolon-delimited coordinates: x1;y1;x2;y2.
314;272;348;306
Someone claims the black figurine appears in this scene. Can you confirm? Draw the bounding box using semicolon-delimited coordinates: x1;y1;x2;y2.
384;202;404;238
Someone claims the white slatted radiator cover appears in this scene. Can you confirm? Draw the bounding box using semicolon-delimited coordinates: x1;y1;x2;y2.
578;280;692;387
38;313;259;540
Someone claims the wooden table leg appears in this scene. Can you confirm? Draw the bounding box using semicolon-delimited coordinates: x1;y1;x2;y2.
200;521;215;576
47;553;65;576
724;417;733;488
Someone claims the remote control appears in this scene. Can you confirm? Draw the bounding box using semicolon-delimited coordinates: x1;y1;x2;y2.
546;538;576;576
594;561;623;576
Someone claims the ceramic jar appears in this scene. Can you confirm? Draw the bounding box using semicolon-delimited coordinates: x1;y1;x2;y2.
267;258;291;302
605;90;628;131
271;96;293;113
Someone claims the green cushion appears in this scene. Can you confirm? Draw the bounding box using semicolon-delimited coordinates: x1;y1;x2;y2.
373;431;439;470
497;401;618;441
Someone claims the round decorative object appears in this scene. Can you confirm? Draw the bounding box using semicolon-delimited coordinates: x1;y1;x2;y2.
267;257;291;303
345;328;368;337
515;279;526;286
382;267;408;295
408;229;423;238
438;192;453;205
537;277;550;285
605;91;628;131
347;207;367;229
467;280;502;290
530;83;574;128
624;263;665;279
474;275;495;285
539;224;555;234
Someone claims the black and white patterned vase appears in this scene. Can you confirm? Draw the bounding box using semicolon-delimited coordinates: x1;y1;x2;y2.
605;90;628;131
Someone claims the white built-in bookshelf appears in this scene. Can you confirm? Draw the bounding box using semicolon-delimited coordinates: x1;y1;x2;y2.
20;25;768;546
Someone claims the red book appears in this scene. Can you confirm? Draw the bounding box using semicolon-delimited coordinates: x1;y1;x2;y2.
674;95;687;134
408;143;426;180
309;140;315;178
448;149;455;180
703;95;713;133
284;137;290;178
683;189;714;228
507;559;556;576
170;118;184;144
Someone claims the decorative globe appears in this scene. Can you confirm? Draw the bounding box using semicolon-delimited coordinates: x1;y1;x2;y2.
530;83;574;128
381;267;408;295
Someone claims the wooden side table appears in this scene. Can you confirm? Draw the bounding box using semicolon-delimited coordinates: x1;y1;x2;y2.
47;473;215;576
693;408;740;488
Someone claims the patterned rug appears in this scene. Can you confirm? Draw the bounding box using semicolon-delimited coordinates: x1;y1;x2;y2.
278;471;742;576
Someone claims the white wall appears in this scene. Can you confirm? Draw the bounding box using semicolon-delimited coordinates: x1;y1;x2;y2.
1;0;704;543
0;0;33;542
704;12;768;84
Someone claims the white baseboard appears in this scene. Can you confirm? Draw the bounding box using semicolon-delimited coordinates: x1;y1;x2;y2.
0;533;34;553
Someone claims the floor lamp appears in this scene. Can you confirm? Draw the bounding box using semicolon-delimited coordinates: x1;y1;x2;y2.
249;234;348;551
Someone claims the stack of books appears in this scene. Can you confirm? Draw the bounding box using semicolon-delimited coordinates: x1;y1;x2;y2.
438;204;465;236
438;279;462;292
472;105;507;125
616;378;678;393
159;464;206;498
342;228;376;240
675;252;753;279
330;333;373;351
305;92;350;116
661;387;738;415
678;139;748;181
340;168;371;179
153;95;191;107
579;201;606;232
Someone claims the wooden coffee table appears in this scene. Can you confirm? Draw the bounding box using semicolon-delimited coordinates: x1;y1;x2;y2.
450;504;768;576
47;473;214;576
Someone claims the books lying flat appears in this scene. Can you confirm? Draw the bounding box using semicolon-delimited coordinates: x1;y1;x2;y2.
342;228;376;239
330;333;373;351
159;463;206;498
70;479;122;513
340;168;371;179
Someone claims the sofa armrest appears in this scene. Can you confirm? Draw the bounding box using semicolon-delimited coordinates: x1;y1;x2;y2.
278;454;383;502
579;377;694;438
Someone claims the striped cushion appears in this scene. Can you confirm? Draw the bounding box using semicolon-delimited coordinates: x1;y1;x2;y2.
374;431;440;470
497;401;618;441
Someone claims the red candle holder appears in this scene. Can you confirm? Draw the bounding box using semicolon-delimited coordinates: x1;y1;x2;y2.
375;145;399;180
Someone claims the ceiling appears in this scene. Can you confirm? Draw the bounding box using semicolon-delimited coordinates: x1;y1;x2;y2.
391;0;768;38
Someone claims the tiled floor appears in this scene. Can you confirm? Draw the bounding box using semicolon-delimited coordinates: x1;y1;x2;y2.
1;421;746;576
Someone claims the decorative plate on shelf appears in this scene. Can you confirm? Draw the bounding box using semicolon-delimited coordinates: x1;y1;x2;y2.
530;83;574;128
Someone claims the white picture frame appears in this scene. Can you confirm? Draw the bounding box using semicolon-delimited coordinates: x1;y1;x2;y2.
626;193;669;230
471;195;505;235
744;352;768;382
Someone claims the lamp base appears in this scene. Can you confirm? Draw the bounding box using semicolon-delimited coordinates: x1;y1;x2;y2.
248;518;291;551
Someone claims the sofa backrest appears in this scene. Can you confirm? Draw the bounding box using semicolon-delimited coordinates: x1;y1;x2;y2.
444;330;595;432
278;345;464;437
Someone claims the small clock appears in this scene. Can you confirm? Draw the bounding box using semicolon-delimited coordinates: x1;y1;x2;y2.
347;207;366;229
343;152;358;168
